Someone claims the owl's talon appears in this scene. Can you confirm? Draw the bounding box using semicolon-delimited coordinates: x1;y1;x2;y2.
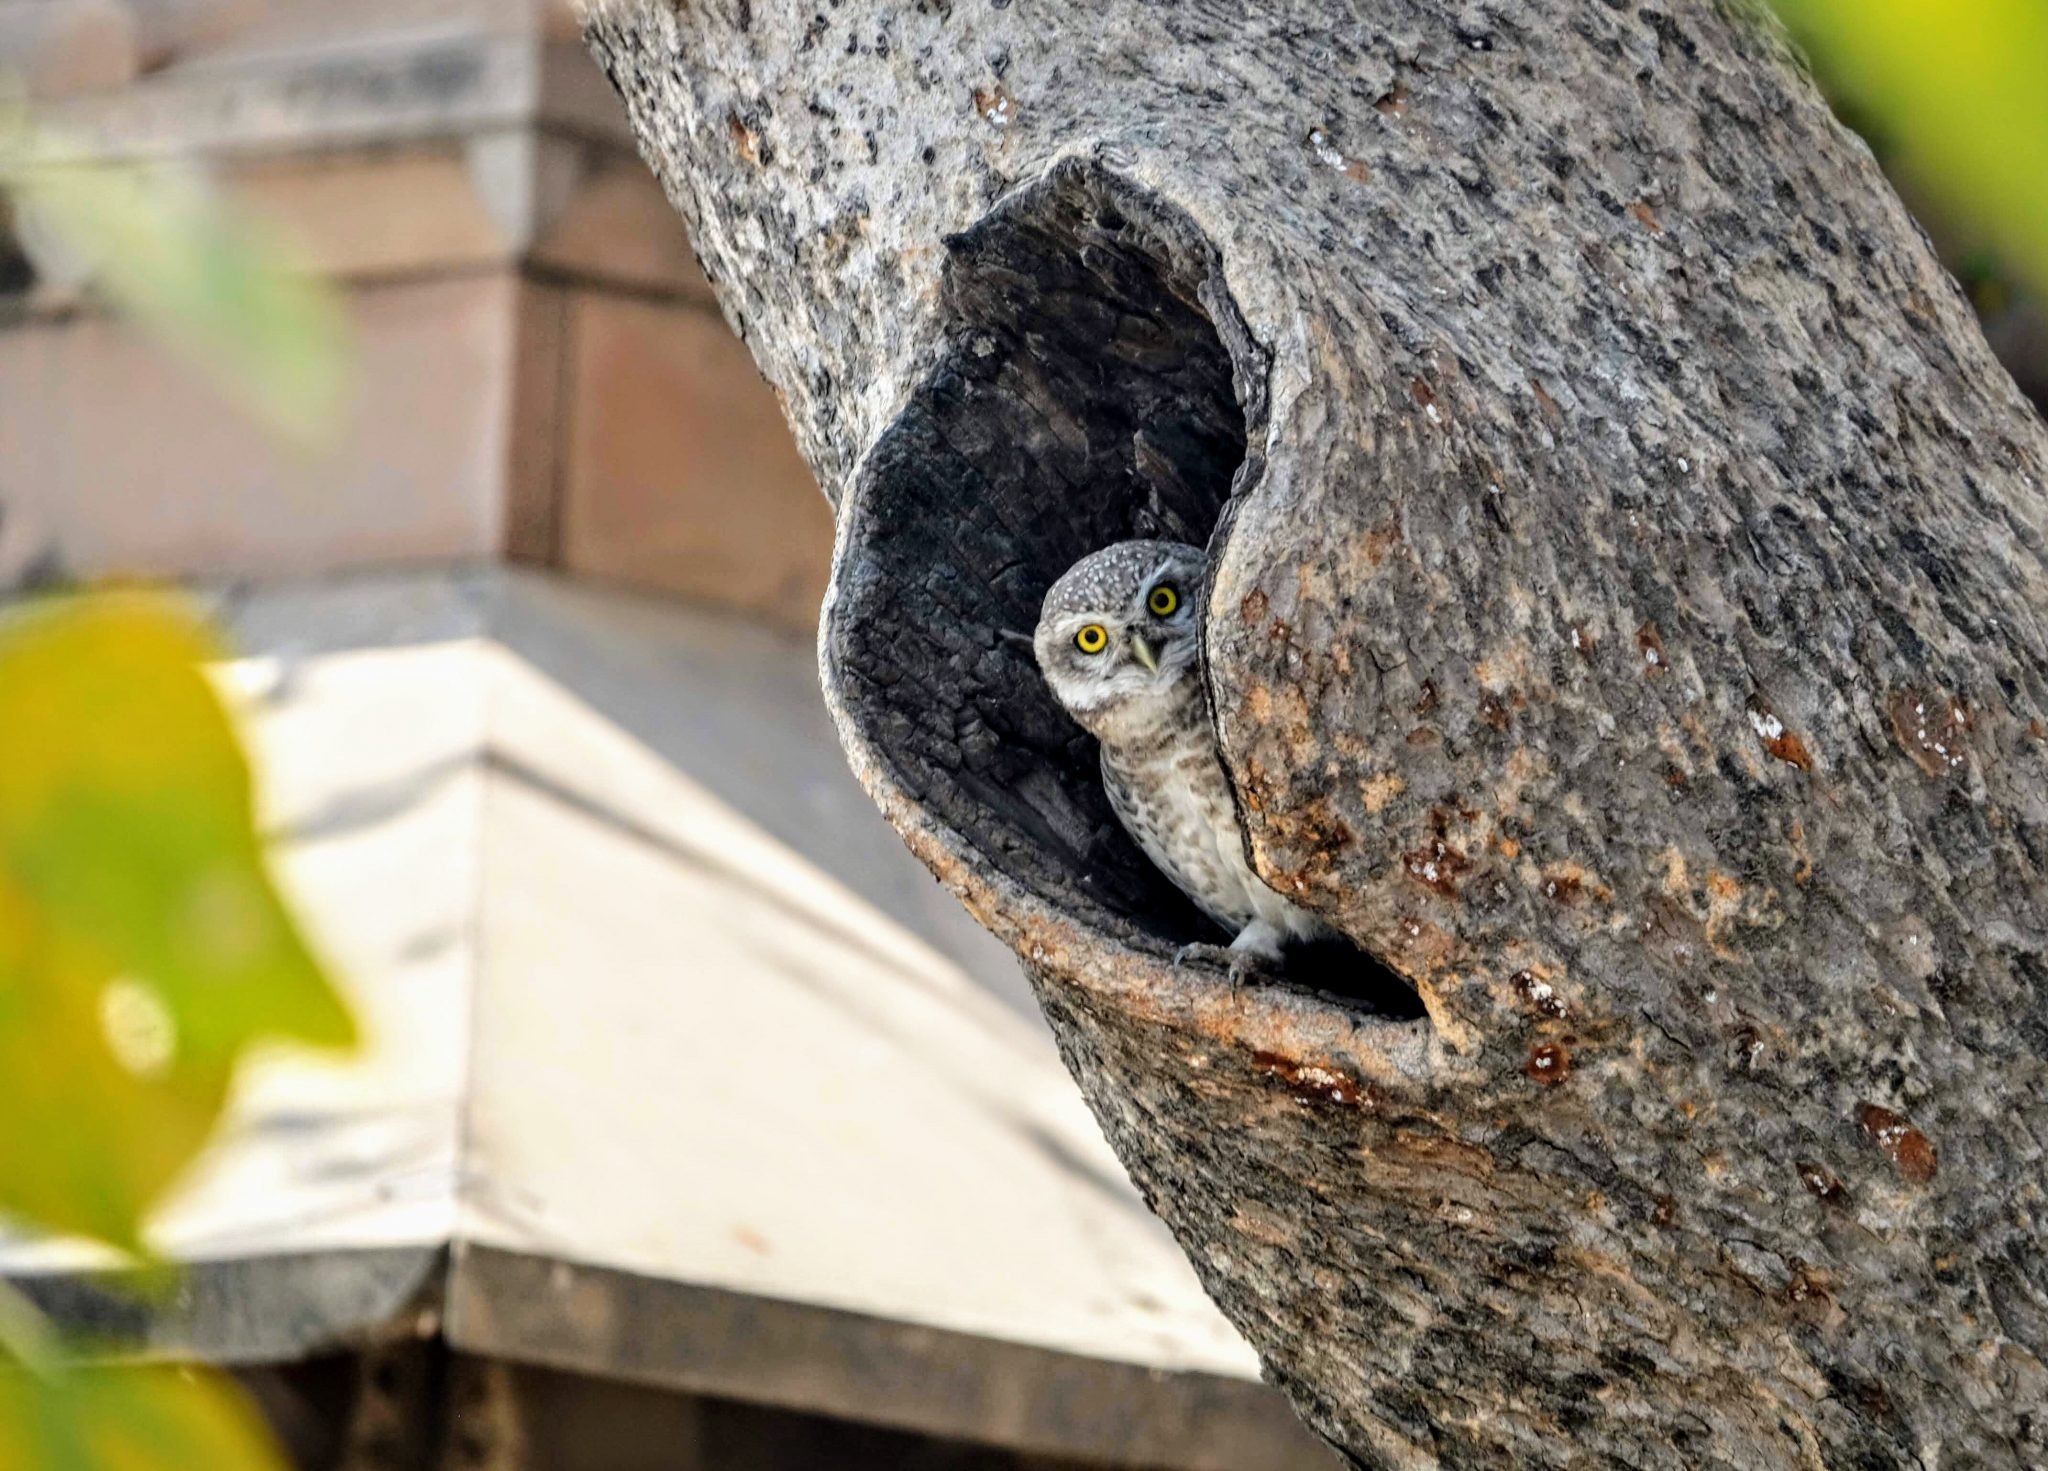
1170;942;1275;990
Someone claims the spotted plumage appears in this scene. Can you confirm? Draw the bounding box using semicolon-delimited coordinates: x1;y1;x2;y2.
1033;540;1331;975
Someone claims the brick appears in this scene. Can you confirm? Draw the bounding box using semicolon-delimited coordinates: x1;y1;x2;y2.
531;157;716;304
505;280;569;564
0;272;522;579
560;294;831;633
228;146;513;281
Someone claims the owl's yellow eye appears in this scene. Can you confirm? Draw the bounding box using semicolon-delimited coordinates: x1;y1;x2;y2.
1074;624;1109;654
1147;583;1180;617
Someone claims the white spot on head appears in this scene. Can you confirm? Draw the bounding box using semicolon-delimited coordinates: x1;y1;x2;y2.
1749;709;1785;742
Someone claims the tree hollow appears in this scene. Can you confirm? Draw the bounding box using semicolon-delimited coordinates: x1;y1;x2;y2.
829;161;1420;1016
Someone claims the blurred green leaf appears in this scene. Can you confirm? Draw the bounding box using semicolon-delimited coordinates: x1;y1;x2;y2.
1772;0;2048;296
0;1360;282;1471
0;596;355;1250
0;119;348;444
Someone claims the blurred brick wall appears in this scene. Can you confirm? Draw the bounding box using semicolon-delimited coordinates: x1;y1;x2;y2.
0;0;834;633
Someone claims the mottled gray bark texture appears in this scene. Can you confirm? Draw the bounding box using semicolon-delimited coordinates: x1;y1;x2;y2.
582;2;2048;1465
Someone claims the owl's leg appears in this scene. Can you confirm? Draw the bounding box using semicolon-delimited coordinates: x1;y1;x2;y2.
1222;919;1287;988
1172;921;1286;987
1229;919;1288;963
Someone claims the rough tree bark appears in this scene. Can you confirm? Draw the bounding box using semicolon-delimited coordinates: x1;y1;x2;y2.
581;2;2048;1465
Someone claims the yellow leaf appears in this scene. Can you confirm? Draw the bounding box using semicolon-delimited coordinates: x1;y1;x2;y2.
0;595;354;1250
0;117;349;446
1771;0;2048;296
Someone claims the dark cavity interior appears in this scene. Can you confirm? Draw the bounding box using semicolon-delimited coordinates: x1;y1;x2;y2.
831;163;1421;1020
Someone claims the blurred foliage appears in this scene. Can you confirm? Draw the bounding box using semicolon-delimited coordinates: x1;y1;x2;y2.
0;598;356;1471
1771;0;2048;299
0;597;354;1470
0;99;355;1471
0;1359;281;1471
0;598;355;1250
0;112;348;443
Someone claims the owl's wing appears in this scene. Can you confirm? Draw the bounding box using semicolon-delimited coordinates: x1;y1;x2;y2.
1099;746;1240;931
1099;746;1147;849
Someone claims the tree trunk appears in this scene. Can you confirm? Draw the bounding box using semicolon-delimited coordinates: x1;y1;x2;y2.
580;2;2048;1464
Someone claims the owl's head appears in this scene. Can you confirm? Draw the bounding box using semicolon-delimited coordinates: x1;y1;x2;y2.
1033;539;1208;741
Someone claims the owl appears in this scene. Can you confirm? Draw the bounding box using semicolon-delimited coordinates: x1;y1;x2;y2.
1033;540;1333;980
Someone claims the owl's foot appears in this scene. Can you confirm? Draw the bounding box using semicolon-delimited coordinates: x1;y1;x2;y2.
1226;950;1273;989
1171;942;1275;989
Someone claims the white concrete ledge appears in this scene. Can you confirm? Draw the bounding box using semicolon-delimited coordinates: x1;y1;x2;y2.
1;569;1330;1462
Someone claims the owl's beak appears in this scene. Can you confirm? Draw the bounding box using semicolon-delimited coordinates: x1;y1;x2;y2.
1128;633;1161;672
